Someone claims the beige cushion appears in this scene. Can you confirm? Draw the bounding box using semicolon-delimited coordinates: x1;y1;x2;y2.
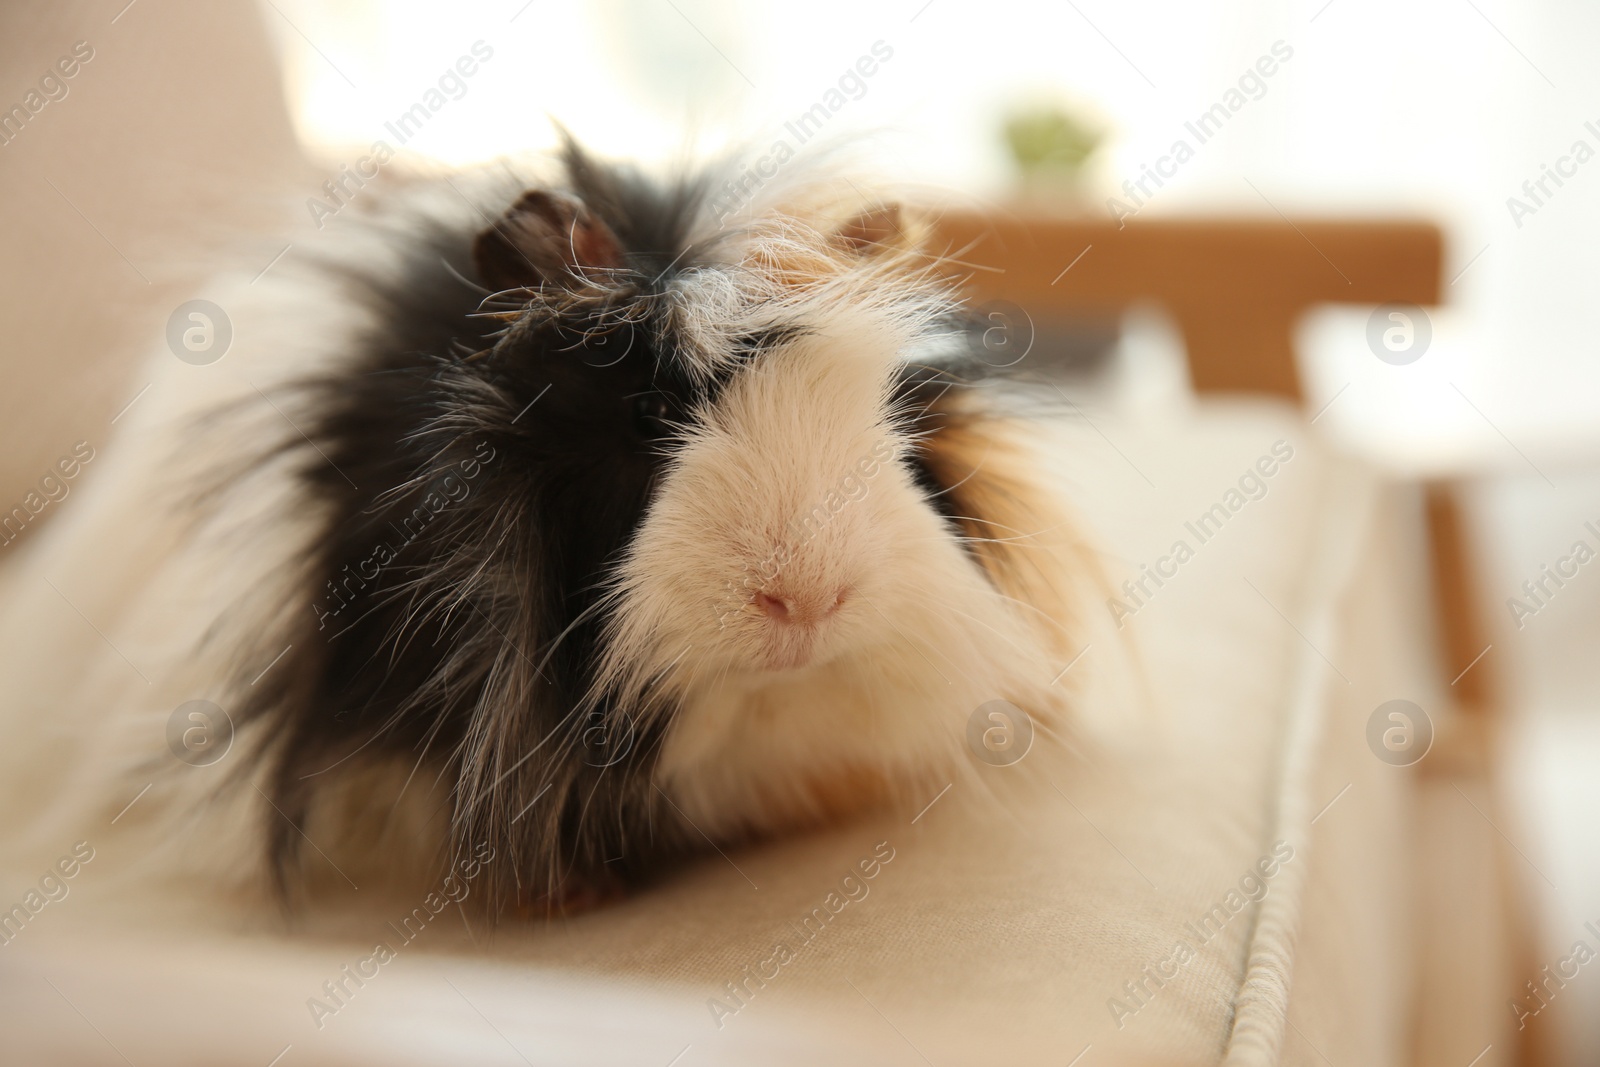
0;398;1433;1066
0;6;1499;1063
0;0;312;521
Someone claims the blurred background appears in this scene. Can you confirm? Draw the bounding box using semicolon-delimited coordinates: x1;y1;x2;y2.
2;0;1596;1059
268;10;1600;1055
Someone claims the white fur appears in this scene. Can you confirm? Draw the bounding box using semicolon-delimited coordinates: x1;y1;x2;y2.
0;157;1079;898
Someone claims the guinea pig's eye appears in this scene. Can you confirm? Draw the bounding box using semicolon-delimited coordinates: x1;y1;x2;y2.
631;392;675;440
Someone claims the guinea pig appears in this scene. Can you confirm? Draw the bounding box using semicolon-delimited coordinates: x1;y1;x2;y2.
19;137;1089;916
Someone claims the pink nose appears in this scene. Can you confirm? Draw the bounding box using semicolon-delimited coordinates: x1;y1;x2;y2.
754;587;849;624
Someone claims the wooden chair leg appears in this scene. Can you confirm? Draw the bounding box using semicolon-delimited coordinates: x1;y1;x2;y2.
1422;483;1553;1067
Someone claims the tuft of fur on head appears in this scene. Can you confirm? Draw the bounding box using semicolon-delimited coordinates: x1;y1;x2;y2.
177;137;1097;916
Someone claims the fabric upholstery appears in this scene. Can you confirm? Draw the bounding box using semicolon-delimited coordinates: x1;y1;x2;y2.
0;401;1427;1066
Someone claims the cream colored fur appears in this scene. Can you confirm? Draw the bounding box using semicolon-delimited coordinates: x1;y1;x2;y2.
0;157;1090;904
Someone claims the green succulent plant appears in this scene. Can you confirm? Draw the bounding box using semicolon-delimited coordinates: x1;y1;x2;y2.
1003;104;1103;182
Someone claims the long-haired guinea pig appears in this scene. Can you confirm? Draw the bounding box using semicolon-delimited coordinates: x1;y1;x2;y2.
7;137;1088;916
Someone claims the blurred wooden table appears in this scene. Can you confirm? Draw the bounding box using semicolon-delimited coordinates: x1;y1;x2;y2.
933;212;1443;400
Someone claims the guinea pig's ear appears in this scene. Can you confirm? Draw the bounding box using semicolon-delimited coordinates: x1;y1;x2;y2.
473;189;623;293
833;203;909;257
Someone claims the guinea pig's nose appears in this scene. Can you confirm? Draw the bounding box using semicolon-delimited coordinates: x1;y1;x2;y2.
754;591;792;622
755;587;849;625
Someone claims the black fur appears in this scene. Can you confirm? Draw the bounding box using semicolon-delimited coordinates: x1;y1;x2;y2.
233;145;1008;913
239;148;737;909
